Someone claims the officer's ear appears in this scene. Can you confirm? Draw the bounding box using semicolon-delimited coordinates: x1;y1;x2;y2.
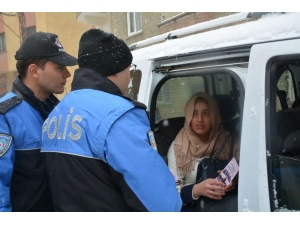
27;64;39;79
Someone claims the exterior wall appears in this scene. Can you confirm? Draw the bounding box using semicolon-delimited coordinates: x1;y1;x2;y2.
0;13;22;94
111;13;128;40
0;14;5;33
0;53;8;74
0;14;8;76
25;12;35;27
161;12;181;21
111;12;161;46
109;12;237;46
158;12;231;33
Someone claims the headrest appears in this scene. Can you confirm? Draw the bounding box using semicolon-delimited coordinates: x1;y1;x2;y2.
158;117;185;140
213;95;238;120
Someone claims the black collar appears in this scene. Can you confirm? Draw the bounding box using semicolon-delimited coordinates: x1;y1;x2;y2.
71;68;147;110
12;76;59;120
71;68;123;96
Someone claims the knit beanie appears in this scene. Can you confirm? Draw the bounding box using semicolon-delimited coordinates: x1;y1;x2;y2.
78;29;133;77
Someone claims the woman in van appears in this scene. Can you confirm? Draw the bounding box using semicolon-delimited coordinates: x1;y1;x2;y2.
167;92;239;212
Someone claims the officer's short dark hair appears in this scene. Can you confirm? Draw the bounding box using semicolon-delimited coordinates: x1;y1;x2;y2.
16;59;49;79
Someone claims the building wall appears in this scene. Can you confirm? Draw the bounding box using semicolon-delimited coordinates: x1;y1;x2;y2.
0;14;8;75
0;14;5;33
158;12;235;34
111;12;161;46
111;13;128;40
161;12;181;21
0;13;24;94
25;12;35;27
110;12;237;46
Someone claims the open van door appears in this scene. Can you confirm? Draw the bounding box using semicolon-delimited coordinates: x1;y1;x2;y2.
239;38;300;212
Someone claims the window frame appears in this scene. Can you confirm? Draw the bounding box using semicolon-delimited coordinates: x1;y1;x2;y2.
0;33;7;52
127;12;142;36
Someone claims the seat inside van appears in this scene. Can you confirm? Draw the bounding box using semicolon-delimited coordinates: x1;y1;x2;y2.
276;109;300;156
155;94;240;164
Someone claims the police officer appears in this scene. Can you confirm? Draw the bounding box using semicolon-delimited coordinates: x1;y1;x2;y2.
0;32;77;212
41;29;182;212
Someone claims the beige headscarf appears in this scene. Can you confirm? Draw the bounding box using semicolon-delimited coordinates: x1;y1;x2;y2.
174;92;238;176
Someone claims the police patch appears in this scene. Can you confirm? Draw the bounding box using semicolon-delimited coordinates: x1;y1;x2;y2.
147;130;158;152
0;134;12;157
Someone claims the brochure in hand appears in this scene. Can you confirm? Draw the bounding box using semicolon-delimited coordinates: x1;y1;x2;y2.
215;157;239;186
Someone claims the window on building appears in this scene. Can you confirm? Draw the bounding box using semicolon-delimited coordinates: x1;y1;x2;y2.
25;26;36;39
0;33;6;52
127;12;142;36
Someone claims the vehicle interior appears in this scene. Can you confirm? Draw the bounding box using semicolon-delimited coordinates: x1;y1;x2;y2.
146;67;245;211
268;58;300;211
149;71;244;162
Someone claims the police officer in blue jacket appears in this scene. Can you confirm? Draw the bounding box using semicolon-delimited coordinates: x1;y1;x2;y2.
41;29;182;212
0;32;77;212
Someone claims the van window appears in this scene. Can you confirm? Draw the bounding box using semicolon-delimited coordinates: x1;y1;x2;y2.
125;69;142;101
268;59;300;211
272;156;300;211
155;73;241;123
276;69;295;111
156;76;205;121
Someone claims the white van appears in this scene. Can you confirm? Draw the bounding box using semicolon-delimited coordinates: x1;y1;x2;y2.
125;12;300;212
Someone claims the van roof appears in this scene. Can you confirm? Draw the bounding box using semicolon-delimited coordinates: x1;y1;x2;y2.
132;13;300;62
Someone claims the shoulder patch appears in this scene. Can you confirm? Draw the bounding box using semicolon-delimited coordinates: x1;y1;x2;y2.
0;134;12;157
0;96;22;115
147;130;158;152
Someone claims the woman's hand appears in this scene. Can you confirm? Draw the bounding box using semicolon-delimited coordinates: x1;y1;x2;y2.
224;179;237;192
192;179;225;200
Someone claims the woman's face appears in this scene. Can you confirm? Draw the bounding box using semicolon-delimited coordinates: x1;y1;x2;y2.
190;100;212;141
